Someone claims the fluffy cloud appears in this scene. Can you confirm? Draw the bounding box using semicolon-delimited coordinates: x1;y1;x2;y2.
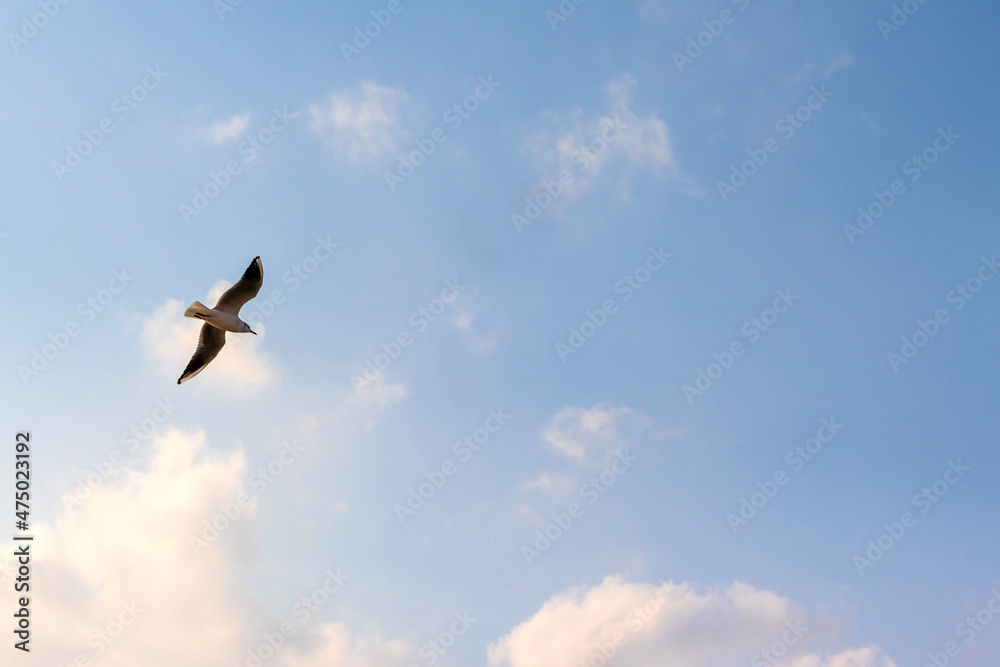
309;82;410;160
2;428;413;666
199;113;251;143
141;280;278;395
525;74;679;207
488;575;895;667
543;404;652;467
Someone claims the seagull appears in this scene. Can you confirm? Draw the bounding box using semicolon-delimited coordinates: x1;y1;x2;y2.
177;256;263;385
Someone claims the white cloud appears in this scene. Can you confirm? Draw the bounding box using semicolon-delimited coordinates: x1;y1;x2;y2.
785;649;897;667
543;404;652;467
199;113;251;143
281;624;412;667
141;280;278;396
791;62;816;84
519;472;577;499
794;50;855;84
526;74;679;208
825;50;856;76
488;575;895;667
334;373;408;430
3;428;414;666
309;82;410;161
450;306;498;354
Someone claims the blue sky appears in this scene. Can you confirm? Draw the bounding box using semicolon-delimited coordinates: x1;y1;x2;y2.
2;0;999;665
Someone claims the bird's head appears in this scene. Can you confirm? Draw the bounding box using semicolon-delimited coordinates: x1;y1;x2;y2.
241;321;257;335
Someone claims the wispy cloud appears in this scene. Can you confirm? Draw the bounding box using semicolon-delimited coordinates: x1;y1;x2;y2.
198;113;250;143
333;373;408;430
513;404;654;523
519;472;577;499
309;82;411;161
794;49;856;84
450;305;499;354
543;403;652;467
525;74;682;208
825;49;856;76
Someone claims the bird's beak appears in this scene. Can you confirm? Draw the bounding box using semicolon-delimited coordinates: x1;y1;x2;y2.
250;330;257;335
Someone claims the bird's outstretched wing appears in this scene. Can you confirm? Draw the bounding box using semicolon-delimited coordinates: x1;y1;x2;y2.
177;323;226;384
214;256;263;315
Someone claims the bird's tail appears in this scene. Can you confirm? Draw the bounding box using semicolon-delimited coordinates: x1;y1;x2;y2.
184;301;212;320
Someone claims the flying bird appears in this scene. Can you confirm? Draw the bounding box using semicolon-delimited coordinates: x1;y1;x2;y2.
177;256;263;385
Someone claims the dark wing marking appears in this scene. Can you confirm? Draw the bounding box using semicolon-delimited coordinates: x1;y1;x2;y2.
214;256;263;316
177;323;226;384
